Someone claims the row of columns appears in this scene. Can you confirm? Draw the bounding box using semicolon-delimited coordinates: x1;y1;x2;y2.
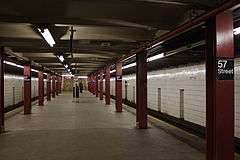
0;58;62;131
24;67;62;114
88;11;235;160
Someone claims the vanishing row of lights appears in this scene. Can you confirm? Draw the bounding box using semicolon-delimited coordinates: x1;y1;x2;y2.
109;26;240;74
4;61;47;74
38;28;72;75
38;26;240;76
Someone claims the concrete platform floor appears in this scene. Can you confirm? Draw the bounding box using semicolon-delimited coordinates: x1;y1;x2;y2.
0;91;205;160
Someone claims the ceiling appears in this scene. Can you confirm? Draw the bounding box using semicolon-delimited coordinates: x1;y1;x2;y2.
0;0;219;75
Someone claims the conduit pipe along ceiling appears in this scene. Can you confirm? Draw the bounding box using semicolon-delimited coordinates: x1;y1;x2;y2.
112;25;240;73
37;28;55;47
110;53;165;73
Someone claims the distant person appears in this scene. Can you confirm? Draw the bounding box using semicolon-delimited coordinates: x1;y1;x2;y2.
80;82;83;93
76;84;80;103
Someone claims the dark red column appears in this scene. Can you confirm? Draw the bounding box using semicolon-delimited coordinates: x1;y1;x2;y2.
96;75;99;97
59;76;62;94
47;74;51;101
105;67;110;105
115;61;122;112
206;11;234;160
99;71;103;100
52;75;55;98
0;47;4;133
136;50;147;129
38;70;44;106
24;63;31;114
56;77;59;96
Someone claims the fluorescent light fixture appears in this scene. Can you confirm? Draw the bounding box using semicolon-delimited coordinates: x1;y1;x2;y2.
147;41;164;50
64;64;68;68
38;28;55;47
78;76;88;79
147;53;164;62
122;62;136;69
31;69;39;73
58;55;64;62
123;54;136;61
234;27;240;35
109;53;164;72
62;74;74;77
110;69;116;73
4;61;24;68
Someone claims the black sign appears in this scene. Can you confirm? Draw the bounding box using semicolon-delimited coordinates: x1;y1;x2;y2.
24;76;31;82
116;75;122;81
217;59;234;80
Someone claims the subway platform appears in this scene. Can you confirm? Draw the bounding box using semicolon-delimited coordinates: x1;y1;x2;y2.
0;92;204;160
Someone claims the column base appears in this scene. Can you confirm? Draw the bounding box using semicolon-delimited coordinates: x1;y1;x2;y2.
136;122;148;129
0;125;4;133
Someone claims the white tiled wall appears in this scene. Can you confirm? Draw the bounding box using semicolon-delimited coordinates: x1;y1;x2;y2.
4;74;39;108
109;58;240;138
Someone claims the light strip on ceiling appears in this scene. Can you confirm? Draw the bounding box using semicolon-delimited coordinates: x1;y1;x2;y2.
31;69;39;73
58;55;64;62
234;27;240;35
122;62;136;69
109;53;165;73
78;76;88;79
4;61;24;68
147;53;164;62
38;28;56;47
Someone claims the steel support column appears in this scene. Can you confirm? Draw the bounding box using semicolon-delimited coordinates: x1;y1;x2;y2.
52;75;55;98
38;70;44;106
99;71;103;100
47;74;51;101
206;11;234;160
96;75;98;97
59;76;62;94
24;63;31;114
115;62;122;112
136;50;148;129
105;67;110;105
56;77;59;96
0;47;4;133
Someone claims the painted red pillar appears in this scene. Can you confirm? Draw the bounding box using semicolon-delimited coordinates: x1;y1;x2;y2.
206;11;234;160
47;74;51;101
24;63;31;114
59;76;62;94
99;71;103;100
115;61;122;112
136;50;147;129
52;75;55;98
105;67;110;105
0;47;4;133
96;75;99;97
38;70;44;106
56;76;59;96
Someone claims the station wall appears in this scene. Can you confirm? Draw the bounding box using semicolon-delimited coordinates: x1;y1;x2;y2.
109;58;240;138
4;74;47;109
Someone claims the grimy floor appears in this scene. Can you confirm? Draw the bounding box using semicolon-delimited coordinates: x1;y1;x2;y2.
0;91;204;160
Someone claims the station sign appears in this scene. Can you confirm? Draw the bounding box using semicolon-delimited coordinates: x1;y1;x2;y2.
216;59;234;80
24;76;31;82
116;75;122;81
